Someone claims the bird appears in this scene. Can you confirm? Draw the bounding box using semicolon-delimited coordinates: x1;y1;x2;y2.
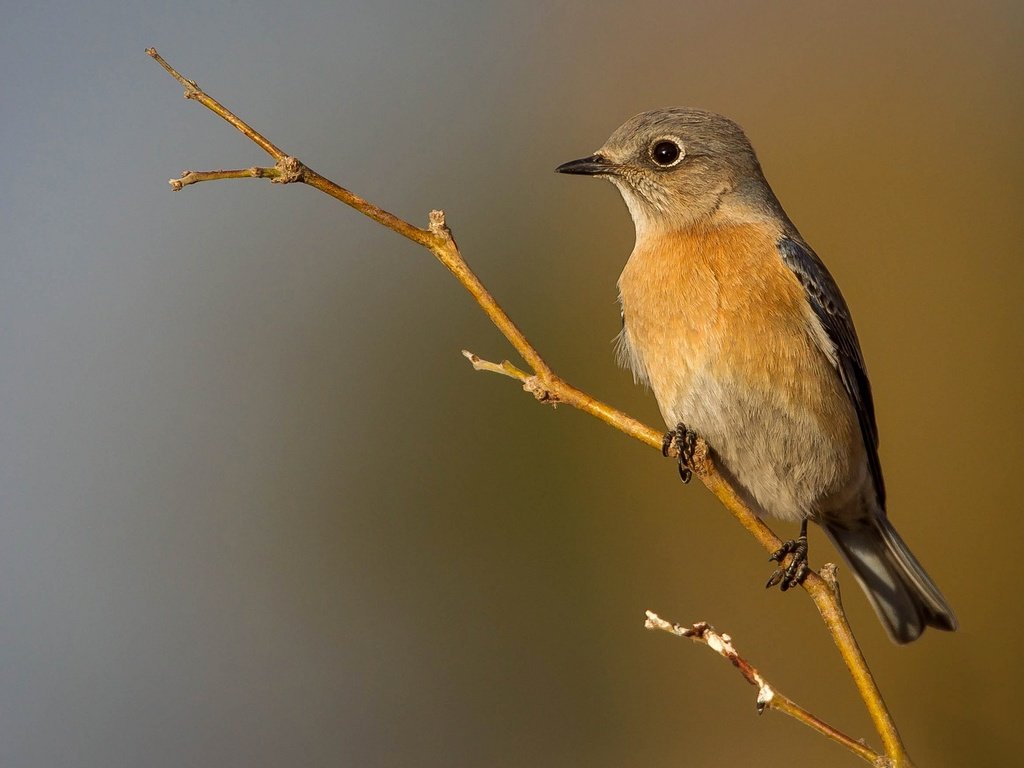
556;108;956;643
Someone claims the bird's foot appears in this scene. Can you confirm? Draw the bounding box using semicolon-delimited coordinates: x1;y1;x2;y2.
766;521;810;591
662;423;698;484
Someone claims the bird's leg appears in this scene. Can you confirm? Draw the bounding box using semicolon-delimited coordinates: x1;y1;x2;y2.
766;518;810;591
662;423;698;484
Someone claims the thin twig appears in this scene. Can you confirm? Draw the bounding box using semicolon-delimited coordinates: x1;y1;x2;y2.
146;48;912;768
146;48;285;160
170;166;279;190
645;612;887;766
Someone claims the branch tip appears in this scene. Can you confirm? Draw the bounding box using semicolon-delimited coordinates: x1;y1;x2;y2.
462;350;493;372
644;610;668;632
428;209;447;234
819;562;841;597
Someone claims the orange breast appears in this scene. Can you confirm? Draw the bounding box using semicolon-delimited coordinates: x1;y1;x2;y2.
618;223;866;519
617;222;856;450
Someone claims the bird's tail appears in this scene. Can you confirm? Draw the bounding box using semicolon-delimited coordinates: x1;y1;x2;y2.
823;516;957;644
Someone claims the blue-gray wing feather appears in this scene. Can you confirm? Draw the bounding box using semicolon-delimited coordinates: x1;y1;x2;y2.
778;237;886;508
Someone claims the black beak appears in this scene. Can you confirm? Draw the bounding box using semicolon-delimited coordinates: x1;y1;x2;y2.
554;153;615;176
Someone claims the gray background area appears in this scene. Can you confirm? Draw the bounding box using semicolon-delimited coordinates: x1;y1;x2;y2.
2;2;1021;766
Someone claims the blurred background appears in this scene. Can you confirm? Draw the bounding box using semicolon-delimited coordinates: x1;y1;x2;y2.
2;1;1021;766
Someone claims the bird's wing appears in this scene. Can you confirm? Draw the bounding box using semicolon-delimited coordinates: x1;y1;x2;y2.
779;237;886;508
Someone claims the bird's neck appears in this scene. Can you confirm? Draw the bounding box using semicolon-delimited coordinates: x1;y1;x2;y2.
628;192;786;252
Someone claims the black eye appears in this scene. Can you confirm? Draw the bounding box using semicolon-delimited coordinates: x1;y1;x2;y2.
651;140;682;167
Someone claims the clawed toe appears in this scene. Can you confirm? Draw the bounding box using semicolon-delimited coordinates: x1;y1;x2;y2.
766;520;810;592
662;423;698;484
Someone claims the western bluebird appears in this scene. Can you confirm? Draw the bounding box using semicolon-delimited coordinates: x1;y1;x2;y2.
556;108;956;643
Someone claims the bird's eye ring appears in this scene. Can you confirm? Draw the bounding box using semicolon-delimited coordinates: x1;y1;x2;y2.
650;138;684;167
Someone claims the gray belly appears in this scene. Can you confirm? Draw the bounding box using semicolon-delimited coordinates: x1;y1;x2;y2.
665;369;867;524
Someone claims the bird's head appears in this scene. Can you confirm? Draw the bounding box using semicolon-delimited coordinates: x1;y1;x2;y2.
557;108;780;237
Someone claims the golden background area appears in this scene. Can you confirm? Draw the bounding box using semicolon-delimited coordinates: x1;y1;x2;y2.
1;2;1020;766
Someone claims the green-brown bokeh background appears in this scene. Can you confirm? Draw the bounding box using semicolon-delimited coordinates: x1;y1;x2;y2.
2;2;1021;766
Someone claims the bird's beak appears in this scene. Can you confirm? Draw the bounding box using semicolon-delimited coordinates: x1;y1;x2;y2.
554;153;617;176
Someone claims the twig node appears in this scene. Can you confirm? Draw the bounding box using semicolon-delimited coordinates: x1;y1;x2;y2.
273;156;304;184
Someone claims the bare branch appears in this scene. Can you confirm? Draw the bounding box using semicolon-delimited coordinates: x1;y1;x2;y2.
462;351;529;381
146;48;286;161
462;351;562;403
147;48;913;768
168;156;305;191
645;612;888;766
170;166;277;190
